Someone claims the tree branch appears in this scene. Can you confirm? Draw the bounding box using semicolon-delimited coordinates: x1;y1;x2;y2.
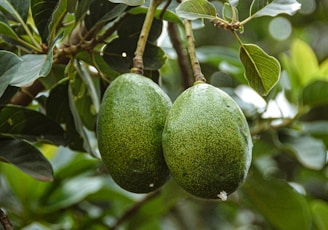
110;190;161;230
167;22;192;89
0;209;14;230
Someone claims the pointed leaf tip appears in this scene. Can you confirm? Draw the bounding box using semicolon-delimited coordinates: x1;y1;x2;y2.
240;44;281;96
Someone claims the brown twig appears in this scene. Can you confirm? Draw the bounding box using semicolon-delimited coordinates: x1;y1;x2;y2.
184;19;206;83
132;0;163;74
110;190;161;230
167;22;192;89
0;209;14;230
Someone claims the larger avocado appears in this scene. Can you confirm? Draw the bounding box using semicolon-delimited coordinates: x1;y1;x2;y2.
97;73;172;193
162;82;252;199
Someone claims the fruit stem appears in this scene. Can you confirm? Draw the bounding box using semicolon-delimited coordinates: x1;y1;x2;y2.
184;19;206;83
132;0;163;75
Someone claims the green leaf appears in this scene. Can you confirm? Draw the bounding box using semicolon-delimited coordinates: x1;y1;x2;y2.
69;60;99;130
0;0;30;22
311;200;328;230
45;176;105;211
0;105;66;145
176;0;217;20
250;0;301;18
117;14;163;43
0;137;54;181
31;0;58;41
0;21;18;40
103;37;166;73
0;51;53;98
46;81;85;152
241;169;312;230
240;43;281;96
129;6;182;24
303;81;328;107
66;61;96;156
47;0;67;43
85;0;127;30
282;132;326;170
291;39;320;86
109;0;144;6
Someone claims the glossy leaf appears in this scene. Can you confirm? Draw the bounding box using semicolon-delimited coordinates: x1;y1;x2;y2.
176;0;217;20
109;0;144;6
0;105;66;145
0;137;54;181
241;169;312;230
31;0;58;41
0;21;18;40
103;37;166;73
85;0;127;30
46;81;85;152
66;62;96;156
45;177;105;211
303;81;328;107
117;14;163;43
250;0;301;17
0;0;30;22
0;51;52;97
69;60;99;130
240;43;281;96
47;0;67;43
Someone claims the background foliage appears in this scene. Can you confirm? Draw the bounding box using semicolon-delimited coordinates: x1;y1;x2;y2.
0;0;328;229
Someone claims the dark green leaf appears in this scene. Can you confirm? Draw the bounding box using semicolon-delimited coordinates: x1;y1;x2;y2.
0;137;53;181
0;21;18;40
109;0;144;6
175;0;217;20
303;81;328;107
117;14;163;43
46;81;85;152
66;61;96;155
240;43;280;96
75;0;93;22
85;0;127;30
0;51;53;97
48;0;67;43
103;37;166;73
241;168;312;230
0;0;30;22
250;0;301;17
31;0;58;41
69;60;99;130
0;105;66;145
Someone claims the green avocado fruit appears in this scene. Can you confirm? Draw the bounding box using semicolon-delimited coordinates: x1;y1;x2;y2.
97;73;172;193
162;82;252;200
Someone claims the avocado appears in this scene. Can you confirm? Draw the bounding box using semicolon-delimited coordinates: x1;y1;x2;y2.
97;73;172;193
162;82;252;199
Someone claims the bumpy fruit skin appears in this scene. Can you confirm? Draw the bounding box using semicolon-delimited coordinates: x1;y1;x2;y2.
97;73;172;193
162;82;252;199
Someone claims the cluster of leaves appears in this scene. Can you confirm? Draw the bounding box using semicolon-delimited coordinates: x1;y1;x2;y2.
1;0;328;229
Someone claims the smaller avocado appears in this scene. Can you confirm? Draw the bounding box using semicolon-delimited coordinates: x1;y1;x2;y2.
162;82;252;199
97;73;172;193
